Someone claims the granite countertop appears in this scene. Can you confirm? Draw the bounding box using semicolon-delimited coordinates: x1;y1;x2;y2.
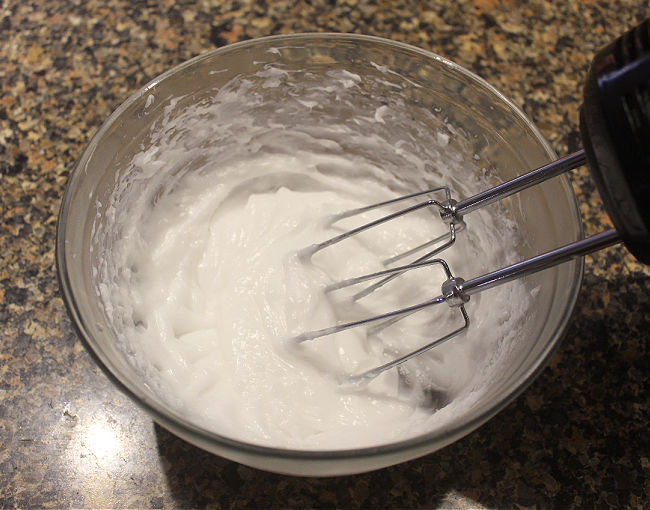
1;1;649;507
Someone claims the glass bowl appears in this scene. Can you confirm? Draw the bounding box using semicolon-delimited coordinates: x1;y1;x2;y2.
56;34;583;476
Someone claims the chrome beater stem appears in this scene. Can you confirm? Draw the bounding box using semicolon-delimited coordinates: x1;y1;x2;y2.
444;150;586;221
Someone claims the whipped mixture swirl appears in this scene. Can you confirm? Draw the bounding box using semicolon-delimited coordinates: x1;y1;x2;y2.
94;64;531;449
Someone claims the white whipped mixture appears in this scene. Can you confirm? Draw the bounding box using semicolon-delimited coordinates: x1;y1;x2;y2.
94;63;532;450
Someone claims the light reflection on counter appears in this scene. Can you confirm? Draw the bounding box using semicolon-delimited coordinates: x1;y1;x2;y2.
55;394;166;507
82;420;122;461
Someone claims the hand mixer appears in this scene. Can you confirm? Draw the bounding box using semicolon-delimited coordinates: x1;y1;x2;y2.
295;19;650;384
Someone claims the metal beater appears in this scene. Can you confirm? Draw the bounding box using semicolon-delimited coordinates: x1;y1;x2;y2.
295;19;650;383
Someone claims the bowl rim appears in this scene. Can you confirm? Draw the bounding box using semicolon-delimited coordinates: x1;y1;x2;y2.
56;32;585;466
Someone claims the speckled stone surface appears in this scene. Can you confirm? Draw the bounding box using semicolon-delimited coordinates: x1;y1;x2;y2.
1;0;649;508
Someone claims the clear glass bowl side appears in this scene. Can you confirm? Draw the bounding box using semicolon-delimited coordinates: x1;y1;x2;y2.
57;34;583;475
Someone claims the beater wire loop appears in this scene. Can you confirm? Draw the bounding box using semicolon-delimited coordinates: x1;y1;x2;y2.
298;186;454;261
293;258;456;343
348;305;470;384
350;221;459;301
